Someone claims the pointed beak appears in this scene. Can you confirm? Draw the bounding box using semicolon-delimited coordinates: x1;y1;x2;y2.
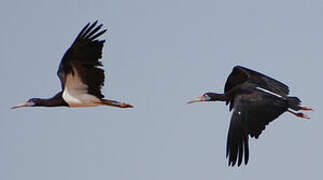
11;101;33;109
187;96;205;104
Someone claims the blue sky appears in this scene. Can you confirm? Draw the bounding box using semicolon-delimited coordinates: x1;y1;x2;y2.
1;0;322;179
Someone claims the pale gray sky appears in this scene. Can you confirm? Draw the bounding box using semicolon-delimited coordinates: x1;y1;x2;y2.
1;0;322;179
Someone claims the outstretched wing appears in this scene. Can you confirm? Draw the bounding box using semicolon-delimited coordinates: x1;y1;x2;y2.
226;90;287;166
226;106;249;167
57;21;107;99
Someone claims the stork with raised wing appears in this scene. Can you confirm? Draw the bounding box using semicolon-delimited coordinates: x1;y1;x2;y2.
12;21;133;109
188;65;312;167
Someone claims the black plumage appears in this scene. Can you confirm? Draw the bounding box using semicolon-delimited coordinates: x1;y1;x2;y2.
188;65;312;167
12;21;133;109
57;21;106;99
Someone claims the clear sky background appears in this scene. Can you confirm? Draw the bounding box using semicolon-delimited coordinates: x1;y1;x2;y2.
1;0;322;179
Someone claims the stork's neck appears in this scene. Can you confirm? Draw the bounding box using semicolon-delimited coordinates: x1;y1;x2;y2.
207;93;228;101
34;92;68;107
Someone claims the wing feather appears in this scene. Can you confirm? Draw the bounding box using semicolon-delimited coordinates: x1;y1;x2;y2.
225;66;289;96
57;21;107;99
227;106;249;167
227;90;288;166
224;66;290;107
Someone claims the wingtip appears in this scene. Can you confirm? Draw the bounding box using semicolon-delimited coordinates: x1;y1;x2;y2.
92;20;98;26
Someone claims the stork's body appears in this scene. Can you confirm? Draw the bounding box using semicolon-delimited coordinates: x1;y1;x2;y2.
12;21;133;109
188;66;312;167
61;67;101;107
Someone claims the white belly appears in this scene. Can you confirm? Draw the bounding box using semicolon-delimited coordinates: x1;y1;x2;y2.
63;89;101;107
62;69;101;107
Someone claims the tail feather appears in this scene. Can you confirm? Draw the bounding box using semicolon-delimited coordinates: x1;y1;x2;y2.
287;96;301;111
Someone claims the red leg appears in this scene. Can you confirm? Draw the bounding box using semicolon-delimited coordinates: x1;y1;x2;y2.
288;110;310;119
300;106;313;111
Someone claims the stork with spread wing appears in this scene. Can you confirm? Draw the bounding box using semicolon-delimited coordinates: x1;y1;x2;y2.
12;21;133;109
188;65;312;167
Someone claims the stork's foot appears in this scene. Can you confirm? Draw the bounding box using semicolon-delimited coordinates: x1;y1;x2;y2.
294;112;310;119
101;99;133;108
288;110;310;119
120;103;133;108
300;106;313;111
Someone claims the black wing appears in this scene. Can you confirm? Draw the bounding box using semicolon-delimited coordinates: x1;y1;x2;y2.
226;107;249;167
57;21;107;98
224;66;290;106
226;90;288;166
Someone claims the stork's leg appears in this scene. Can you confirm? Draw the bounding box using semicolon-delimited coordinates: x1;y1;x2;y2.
101;99;133;108
299;106;313;111
288;110;310;119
